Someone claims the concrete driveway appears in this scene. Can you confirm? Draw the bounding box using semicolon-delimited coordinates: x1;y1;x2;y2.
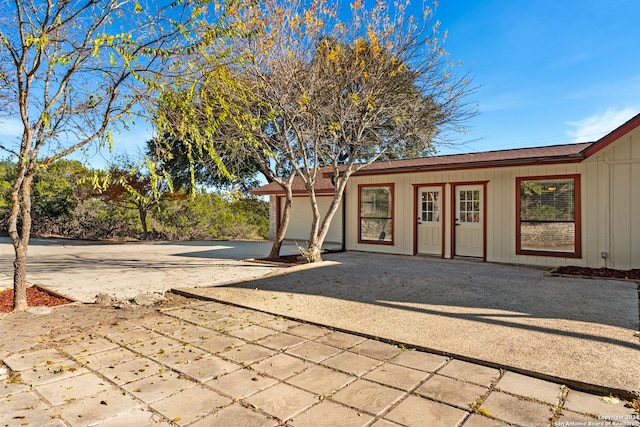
1;238;638;396
0;238;292;302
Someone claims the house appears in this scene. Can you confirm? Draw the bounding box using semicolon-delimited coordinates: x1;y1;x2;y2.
251;114;640;269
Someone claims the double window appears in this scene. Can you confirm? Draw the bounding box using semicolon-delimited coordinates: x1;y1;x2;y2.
516;175;581;257
359;184;394;244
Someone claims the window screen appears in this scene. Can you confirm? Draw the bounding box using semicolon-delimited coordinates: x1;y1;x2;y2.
359;185;393;243
518;177;579;255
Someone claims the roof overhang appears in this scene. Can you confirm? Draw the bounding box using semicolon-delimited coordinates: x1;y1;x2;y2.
581;113;640;159
348;153;586;177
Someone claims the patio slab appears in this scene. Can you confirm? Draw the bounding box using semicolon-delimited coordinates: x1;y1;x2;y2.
176;251;639;395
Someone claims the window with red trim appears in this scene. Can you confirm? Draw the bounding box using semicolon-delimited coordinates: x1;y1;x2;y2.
359;184;394;244
517;176;581;257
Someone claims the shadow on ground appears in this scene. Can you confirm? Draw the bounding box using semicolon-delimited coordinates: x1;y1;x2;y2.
221;252;638;332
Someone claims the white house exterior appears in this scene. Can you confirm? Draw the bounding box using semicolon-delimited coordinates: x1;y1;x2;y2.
253;114;640;269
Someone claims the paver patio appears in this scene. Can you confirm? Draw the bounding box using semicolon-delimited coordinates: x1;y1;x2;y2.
1;299;638;426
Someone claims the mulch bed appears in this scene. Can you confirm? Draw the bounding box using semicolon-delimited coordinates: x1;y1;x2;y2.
0;286;73;313
550;266;640;281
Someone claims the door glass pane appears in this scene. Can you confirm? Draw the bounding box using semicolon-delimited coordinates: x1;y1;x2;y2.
458;189;480;223
420;191;440;223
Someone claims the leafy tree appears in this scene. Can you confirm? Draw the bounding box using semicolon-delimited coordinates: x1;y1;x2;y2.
151;190;268;240
30;160;92;236
0;0;243;311
0;159;14;229
97;157;177;240
158;0;475;261
146;134;261;193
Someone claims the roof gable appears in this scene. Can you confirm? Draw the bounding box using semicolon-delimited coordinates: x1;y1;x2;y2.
581;113;640;159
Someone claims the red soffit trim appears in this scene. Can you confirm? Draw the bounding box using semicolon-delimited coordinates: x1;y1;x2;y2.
582;113;640;158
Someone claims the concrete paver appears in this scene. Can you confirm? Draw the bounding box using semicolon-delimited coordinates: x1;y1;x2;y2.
219;342;277;365
388;349;448;372
149;385;230;426
290;400;374;427
437;359;501;387
122;371;196;403
227;324;278;342
415;374;487;409
462;415;511;427
331;379;405;415
350;339;402;360
243;382;317;421
285;340;342;363
206;368;278;399
251;353;311;380
563;389;638;417
0;391;53;423
384;395;469;427
479;391;555;427
256;331;308;351
36;372;111;406
189;404;273;427
1;299;638;426
287;365;354;395
322;351;383;376
18;358;89;385
315;330;367;349
96;356;162;385
57;388;143;427
93;408;172;427
495;371;562;405
363;363;430;391
287;323;332;340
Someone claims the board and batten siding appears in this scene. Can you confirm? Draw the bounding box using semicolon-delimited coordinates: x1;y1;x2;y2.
584;125;640;269
344;153;638;268
280;195;343;244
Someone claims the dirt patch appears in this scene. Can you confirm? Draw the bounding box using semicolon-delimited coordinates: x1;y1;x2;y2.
550;266;640;281
0;286;74;313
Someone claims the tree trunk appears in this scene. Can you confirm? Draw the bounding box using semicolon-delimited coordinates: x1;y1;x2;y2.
267;186;294;260
307;174;349;263
139;206;149;240
13;244;29;312
306;186;323;262
8;171;35;312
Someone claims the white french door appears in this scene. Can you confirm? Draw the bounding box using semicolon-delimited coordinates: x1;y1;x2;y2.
417;187;442;255
454;185;483;258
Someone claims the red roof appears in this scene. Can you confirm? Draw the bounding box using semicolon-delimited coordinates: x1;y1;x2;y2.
250;168;335;196
249;143;588;195
249;112;640;195
350;142;590;176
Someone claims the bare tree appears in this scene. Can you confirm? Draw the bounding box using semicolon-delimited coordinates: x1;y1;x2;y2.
0;0;237;311
156;0;475;261
236;0;475;261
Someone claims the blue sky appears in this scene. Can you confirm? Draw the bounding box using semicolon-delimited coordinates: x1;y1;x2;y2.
433;0;640;154
1;0;639;163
